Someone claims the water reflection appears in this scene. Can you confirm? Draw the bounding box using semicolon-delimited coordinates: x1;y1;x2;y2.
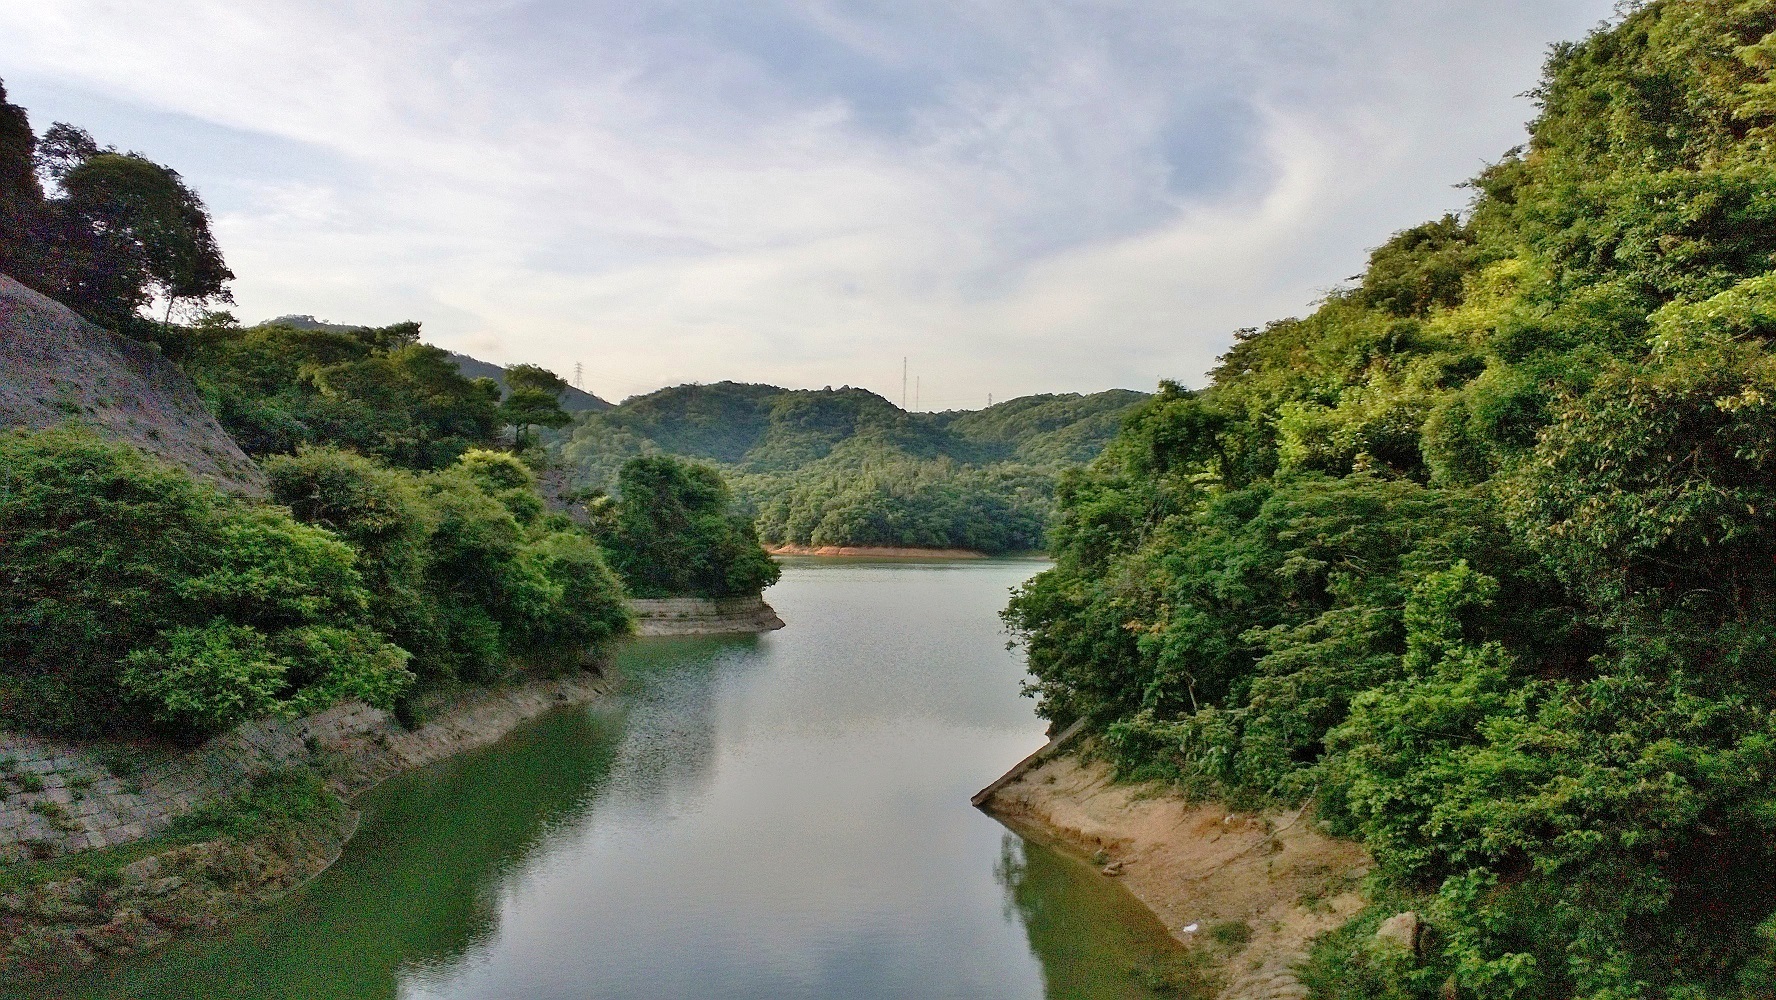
54;708;623;999
995;833;1211;1000
44;561;1198;1000
598;636;762;810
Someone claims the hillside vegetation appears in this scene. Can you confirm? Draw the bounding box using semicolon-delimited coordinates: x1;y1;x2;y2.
559;382;1147;553
0;81;773;741
1007;4;1776;997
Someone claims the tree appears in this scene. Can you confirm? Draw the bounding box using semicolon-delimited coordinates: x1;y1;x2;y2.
593;455;781;598
498;363;572;451
0;430;412;736
25;123;232;332
0;79;42;285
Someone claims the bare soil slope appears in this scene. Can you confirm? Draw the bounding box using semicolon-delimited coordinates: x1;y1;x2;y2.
983;753;1369;1000
0;275;263;495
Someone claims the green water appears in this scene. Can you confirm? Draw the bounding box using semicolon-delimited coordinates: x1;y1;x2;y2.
48;559;1200;999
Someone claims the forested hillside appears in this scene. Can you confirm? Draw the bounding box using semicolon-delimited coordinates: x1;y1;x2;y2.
1007;4;1776;997
559;382;1147;553
0;81;773;742
265;314;614;414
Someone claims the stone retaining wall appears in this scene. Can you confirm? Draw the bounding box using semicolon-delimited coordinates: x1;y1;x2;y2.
0;671;614;863
0;703;383;862
630;595;786;636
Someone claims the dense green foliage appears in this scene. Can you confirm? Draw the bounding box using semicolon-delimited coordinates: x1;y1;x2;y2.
560;383;1145;553
268;447;630;682
588;455;781;598
177;316;503;470
0;430;412;736
0;429;634;739
1006;5;1776;996
0;91;231;333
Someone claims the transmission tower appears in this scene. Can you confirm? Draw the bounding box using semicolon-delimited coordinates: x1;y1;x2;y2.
572;362;583;389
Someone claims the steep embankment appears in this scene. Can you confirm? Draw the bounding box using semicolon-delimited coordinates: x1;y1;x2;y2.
981;751;1369;1000
0;275;263;495
0;670;617;978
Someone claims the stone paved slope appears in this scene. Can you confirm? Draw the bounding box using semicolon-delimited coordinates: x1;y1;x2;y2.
0;274;263;495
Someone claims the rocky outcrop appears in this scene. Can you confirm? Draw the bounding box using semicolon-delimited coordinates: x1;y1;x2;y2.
0;274;264;495
629;596;786;636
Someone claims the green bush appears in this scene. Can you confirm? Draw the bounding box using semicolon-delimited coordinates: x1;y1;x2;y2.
1003;5;1776;995
0;429;412;735
269;445;633;685
593;455;780;598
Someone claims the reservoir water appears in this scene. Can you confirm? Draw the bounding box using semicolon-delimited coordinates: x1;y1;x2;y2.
59;559;1200;999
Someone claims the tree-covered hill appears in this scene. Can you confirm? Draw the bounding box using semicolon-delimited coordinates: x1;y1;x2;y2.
0;81;775;743
557;382;1147;553
265;314;613;414
1008;3;1776;997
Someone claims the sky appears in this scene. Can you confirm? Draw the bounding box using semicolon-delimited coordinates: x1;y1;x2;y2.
0;1;1618;408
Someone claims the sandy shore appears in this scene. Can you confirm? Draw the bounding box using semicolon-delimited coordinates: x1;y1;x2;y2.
980;752;1369;1000
767;544;988;558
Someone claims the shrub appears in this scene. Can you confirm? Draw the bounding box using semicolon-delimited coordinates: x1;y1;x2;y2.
0;429;411;735
594;455;780;598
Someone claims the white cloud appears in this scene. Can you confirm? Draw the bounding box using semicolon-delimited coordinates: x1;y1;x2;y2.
0;0;1615;405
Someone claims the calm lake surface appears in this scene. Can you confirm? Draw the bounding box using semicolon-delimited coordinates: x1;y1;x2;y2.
58;559;1198;999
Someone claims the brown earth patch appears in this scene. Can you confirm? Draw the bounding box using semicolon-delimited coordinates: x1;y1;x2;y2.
982;753;1369;1000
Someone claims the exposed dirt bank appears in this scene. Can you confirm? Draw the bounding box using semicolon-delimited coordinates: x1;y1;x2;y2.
768;544;988;558
981;752;1369;1000
0;670;617;981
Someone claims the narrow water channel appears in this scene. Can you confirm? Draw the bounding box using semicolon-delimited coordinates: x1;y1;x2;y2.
58;559;1201;999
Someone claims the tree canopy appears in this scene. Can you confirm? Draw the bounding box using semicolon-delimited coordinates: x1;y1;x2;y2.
1006;4;1776;996
0;106;232;334
590;455;782;599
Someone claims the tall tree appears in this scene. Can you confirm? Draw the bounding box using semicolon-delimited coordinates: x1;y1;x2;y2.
498;363;572;451
25;123;232;333
0;79;43;285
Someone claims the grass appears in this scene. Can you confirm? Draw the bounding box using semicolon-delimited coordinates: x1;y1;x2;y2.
1298;867;1364;915
1207;919;1252;949
28;800;77;833
1296;880;1442;1000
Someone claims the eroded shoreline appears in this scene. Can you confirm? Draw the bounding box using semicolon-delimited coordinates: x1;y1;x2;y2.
978;750;1369;1000
767;544;989;558
0;669;622;981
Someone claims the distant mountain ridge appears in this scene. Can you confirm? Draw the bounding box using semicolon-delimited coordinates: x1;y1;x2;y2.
266;315;612;413
562;380;1146;477
558;380;1149;553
